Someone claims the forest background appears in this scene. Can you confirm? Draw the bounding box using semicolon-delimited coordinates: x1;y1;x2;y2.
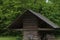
0;0;60;38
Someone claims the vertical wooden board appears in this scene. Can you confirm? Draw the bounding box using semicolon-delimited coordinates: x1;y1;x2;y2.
46;34;55;40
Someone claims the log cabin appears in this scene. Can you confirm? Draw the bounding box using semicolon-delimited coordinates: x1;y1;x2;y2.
8;9;60;40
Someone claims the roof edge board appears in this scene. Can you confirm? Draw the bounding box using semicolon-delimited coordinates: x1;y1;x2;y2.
28;9;59;28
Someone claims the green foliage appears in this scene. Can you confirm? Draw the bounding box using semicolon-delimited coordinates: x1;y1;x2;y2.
0;0;60;36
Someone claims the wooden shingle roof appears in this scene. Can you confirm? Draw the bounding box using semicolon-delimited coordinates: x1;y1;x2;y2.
8;9;60;28
28;9;59;28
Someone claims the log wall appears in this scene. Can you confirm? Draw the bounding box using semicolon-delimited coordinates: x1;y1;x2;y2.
23;13;40;40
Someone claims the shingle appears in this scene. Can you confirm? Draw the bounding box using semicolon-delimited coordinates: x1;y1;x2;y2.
8;9;60;28
28;9;59;28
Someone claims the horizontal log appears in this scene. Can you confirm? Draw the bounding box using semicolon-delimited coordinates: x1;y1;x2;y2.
12;28;54;31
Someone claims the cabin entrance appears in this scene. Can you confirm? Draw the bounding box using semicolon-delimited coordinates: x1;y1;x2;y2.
23;30;54;40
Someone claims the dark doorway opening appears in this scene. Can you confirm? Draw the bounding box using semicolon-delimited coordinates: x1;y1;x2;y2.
39;32;47;40
41;32;46;40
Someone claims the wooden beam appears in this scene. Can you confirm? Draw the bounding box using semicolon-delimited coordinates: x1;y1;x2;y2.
12;28;54;31
38;28;54;30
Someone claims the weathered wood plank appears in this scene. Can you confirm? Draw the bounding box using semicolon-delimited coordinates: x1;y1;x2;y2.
12;28;54;31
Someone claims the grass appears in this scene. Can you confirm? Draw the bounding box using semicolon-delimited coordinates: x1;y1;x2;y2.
56;37;60;40
0;36;60;40
0;37;16;40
